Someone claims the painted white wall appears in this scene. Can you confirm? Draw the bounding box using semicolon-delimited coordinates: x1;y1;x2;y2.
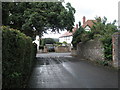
59;36;73;44
59;37;64;43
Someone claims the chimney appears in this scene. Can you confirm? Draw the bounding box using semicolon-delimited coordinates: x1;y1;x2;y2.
83;16;86;24
76;24;78;29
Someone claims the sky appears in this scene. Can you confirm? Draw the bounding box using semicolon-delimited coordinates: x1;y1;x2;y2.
42;0;120;38
63;0;119;25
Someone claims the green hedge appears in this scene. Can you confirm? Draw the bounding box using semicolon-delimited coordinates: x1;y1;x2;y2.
2;26;37;88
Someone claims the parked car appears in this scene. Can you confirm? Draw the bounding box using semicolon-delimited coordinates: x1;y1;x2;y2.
48;46;55;52
46;44;55;52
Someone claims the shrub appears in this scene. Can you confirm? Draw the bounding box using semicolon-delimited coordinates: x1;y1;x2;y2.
2;26;37;88
72;22;84;49
73;17;118;61
55;42;62;46
91;17;118;61
90;17;118;61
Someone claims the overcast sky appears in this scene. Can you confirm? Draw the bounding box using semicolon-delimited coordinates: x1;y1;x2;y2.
42;0;120;38
64;0;119;25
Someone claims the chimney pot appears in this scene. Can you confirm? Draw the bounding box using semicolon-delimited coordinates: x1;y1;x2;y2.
83;16;86;24
76;24;78;29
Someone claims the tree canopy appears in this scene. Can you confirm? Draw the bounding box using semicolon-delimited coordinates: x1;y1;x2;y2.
44;38;56;44
2;2;75;39
71;22;84;49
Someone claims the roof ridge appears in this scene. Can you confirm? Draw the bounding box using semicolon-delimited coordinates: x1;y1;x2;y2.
87;19;96;21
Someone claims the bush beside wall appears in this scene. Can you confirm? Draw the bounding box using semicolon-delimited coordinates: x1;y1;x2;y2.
72;17;118;62
2;26;37;88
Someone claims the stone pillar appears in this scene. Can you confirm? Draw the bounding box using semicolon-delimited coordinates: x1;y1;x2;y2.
43;46;48;53
118;1;120;30
112;32;120;68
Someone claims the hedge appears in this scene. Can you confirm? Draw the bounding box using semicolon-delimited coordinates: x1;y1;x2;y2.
2;26;37;88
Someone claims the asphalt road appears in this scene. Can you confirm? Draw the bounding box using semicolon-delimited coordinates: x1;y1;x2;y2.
28;53;118;88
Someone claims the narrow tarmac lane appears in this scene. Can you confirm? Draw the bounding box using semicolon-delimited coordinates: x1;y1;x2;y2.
28;53;118;88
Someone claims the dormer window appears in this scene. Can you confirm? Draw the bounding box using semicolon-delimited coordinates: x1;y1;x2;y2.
85;26;91;31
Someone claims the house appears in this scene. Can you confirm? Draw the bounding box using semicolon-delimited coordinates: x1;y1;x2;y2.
59;24;78;46
59;16;97;45
82;16;97;31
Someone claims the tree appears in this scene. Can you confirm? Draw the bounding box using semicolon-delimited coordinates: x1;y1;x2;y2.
72;22;84;49
2;2;76;39
44;38;56;44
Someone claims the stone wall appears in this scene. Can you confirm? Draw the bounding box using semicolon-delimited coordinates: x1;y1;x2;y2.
55;46;70;53
77;39;104;61
76;32;120;68
71;50;77;56
112;32;120;68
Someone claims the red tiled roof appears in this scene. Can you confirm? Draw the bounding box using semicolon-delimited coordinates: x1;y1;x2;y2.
59;19;97;38
82;20;97;28
59;27;77;38
59;31;72;38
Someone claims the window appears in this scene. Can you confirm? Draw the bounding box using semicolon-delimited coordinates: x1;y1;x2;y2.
85;26;91;31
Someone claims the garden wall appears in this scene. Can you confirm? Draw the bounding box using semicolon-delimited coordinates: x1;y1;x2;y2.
71;50;77;56
55;46;70;53
77;39;104;61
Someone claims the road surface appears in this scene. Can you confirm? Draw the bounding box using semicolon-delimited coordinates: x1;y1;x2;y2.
28;53;118;88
